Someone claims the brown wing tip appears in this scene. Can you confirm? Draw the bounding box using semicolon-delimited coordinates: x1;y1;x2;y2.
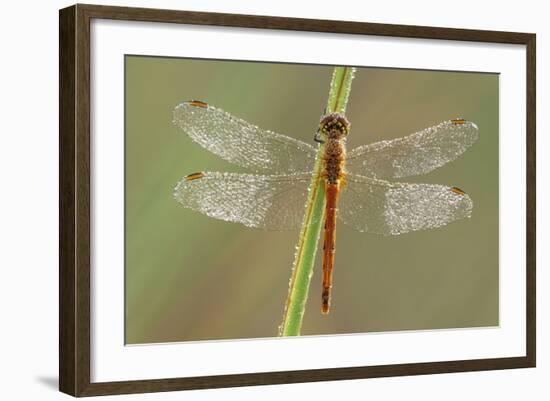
186;100;209;108
450;186;467;196
185;172;205;181
451;118;466;125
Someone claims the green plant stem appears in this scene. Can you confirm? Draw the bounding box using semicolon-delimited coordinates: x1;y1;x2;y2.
279;66;355;336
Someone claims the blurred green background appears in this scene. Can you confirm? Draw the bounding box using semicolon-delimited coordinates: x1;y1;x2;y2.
125;56;499;344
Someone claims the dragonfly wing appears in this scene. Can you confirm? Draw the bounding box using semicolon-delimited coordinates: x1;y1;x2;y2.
346;120;479;178
174;172;313;230
173;101;317;173
338;174;473;235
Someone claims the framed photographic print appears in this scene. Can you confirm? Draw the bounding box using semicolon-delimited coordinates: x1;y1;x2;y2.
59;3;536;397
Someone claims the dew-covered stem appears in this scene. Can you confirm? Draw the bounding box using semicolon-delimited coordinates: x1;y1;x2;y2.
279;66;355;336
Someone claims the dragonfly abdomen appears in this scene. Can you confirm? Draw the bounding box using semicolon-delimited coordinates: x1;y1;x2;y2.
321;153;344;315
322;181;340;314
321;139;346;314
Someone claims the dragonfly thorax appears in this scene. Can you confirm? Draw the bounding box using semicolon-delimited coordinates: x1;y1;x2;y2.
319;113;350;140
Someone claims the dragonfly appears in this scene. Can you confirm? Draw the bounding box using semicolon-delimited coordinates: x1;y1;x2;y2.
172;100;478;314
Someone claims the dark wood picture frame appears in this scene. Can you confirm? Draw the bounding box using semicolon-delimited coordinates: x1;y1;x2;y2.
59;3;536;397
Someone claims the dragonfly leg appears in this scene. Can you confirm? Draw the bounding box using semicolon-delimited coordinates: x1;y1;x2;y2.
314;130;325;144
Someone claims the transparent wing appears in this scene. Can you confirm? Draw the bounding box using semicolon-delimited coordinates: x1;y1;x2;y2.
346;120;479;178
338;173;473;235
173;171;313;230
173;101;317;173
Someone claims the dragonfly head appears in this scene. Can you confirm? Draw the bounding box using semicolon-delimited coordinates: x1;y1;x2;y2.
319;113;350;140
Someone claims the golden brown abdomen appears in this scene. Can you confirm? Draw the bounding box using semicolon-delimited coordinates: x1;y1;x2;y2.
321;139;346;314
322;182;339;314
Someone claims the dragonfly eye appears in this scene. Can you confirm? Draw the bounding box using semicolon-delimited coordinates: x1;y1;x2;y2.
320;113;350;138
